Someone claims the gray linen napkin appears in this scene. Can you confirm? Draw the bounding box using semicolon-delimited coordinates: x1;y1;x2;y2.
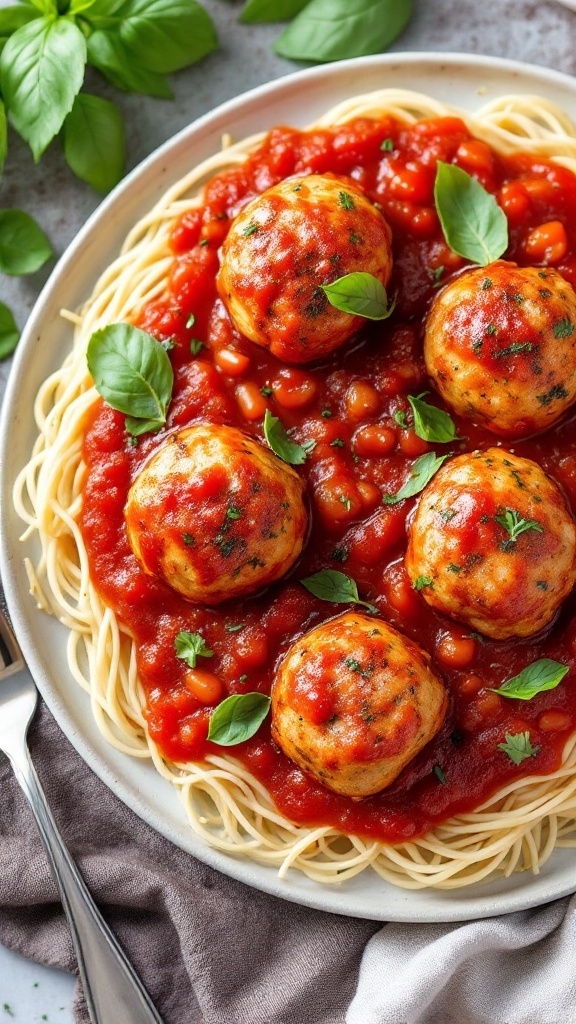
1;703;575;1024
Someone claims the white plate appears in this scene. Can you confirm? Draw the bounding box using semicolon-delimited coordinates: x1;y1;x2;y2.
3;52;576;923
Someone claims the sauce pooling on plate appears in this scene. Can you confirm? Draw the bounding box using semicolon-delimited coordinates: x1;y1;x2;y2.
81;114;576;843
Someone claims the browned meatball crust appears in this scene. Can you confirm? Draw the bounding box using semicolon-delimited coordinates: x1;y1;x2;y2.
405;447;576;639
424;261;576;437
217;173;393;364
125;424;307;604
271;611;447;798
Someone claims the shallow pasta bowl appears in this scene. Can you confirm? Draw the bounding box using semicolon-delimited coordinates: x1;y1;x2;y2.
3;52;576;923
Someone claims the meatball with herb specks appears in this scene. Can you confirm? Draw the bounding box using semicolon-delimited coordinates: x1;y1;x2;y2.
271;611;447;798
217;174;393;364
125;424;307;604
405;447;576;639
424;261;576;437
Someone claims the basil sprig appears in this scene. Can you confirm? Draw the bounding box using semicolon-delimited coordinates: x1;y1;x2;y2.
497;731;540;766
434;161;508;266
321;272;395;321
0;0;217;188
383;452;450;505
300;569;378;615
491;659;569;700
273;0;413;63
87;323;174;435
175;631;213;669
407;393;459;444
207;692;271;746
263;408;313;465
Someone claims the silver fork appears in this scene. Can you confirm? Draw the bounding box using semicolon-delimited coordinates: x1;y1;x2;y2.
0;607;164;1024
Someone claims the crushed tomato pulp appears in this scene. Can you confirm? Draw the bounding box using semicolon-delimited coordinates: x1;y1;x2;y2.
81;115;576;843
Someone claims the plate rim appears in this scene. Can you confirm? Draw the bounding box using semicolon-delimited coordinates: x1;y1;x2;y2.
3;50;576;922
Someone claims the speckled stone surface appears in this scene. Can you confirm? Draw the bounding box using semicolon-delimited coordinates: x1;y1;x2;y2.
0;0;575;1016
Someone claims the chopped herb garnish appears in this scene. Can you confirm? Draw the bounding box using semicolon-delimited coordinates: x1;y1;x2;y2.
345;657;363;672
393;409;408;428
413;575;433;591
186;313;196;329
434;765;447;784
440;509;456;522
199;238;209;247
494;341;536;358
431;265;445;287
331;438;345;448
239;673;248;682
174;631;214;669
226;506;242;520
481;277;492;290
332;547;349;563
536;580;548;590
486;323;497;335
553;317;574;339
242;223;259;237
537;383;568;406
380;137;394;151
260;385;273;397
160;337;176;351
321;408;332;418
190;339;203;355
340;495;352;511
497;731;540;765
225;623;245;633
182;532;195;546
339;190;356;210
447;563;461;573
494;508;543;550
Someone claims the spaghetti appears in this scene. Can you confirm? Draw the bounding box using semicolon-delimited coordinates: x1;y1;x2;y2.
14;89;576;889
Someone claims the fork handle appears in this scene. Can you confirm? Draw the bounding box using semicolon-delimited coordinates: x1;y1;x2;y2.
8;742;164;1024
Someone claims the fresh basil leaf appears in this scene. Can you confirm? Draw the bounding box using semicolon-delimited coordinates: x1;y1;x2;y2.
62;93;125;194
497;731;540;766
300;569;378;614
24;0;57;12
87;30;173;98
174;630;213;669
434;161;508;266
0;302;19;359
113;0;217;74
0;18;86;161
263;408;309;465
208;692;271;746
407;393;459;444
383;451;450;505
87;323;174;428
0;99;6;177
275;0;412;62
321;272;395;320
491;659;569;700
0;209;52;275
240;0;310;23
70;0;125;14
0;7;40;34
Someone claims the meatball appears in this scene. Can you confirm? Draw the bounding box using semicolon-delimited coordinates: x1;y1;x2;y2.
125;424;307;604
217;174;393;364
405;447;576;639
424;261;576;437
271;611;447;798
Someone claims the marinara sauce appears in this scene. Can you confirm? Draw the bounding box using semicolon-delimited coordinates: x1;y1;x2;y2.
81;115;576;843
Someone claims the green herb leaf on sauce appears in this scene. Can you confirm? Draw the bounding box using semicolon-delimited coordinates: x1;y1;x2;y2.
321;272;395;320
207;692;271;746
300;569;379;614
434;161;508;266
433;765;447;784
497;731;540;765
407;392;459;443
383;452;450;505
87;322;174;434
263;408;310;465
174;630;213;669
491;659;569;700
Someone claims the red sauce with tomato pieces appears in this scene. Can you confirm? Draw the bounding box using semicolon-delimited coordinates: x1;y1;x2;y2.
81;115;576;844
